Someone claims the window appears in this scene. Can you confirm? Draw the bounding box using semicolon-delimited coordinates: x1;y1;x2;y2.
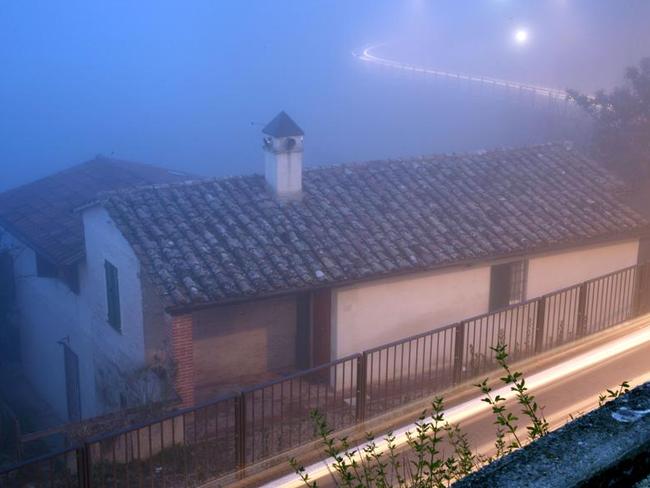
489;260;528;312
36;254;58;278
62;264;80;295
0;252;15;318
36;254;80;294
104;260;121;332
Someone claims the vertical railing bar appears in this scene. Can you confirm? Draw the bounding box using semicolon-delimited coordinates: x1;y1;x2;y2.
356;355;363;423
398;343;405;405
383;348;389;413
332;362;338;431
535;297;546;354
428;332;435;385
453;322;465;384
335;361;347;425
613;271;621;324
368;351;374;415
597;278;605;330
614;273;623;323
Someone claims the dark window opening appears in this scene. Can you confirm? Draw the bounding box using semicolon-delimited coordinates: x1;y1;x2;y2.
105;260;122;332
36;254;58;278
489;260;528;312
0;252;15;319
35;254;79;294
62;265;80;295
62;343;82;422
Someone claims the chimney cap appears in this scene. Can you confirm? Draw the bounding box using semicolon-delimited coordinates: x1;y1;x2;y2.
262;111;304;138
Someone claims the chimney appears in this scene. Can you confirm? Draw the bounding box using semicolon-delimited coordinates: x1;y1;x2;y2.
262;111;304;199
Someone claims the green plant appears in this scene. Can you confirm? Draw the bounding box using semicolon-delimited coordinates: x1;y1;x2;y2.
291;344;631;487
291;343;549;487
290;398;481;488
598;381;630;407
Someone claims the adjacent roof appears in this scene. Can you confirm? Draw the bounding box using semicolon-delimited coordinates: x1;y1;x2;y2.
100;143;648;310
262;111;304;138
0;157;193;265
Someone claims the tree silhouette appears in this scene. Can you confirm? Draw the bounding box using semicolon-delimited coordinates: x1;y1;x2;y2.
568;58;650;181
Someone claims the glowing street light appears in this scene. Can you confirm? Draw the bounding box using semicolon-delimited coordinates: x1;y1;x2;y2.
514;29;529;44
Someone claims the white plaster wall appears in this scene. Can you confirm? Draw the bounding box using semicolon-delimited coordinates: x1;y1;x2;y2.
264;137;303;196
527;240;640;298
333;265;492;358
0;228;96;421
82;207;147;378
333;239;640;360
0;207;150;421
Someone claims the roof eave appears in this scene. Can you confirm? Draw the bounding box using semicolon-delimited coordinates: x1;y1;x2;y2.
163;227;650;316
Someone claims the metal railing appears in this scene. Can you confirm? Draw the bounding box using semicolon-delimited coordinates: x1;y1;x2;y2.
0;447;80;487
2;263;649;487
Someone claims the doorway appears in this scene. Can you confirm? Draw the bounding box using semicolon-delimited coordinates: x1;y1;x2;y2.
62;344;81;422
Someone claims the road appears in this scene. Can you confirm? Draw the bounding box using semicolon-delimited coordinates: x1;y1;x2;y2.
353;44;571;101
265;318;650;487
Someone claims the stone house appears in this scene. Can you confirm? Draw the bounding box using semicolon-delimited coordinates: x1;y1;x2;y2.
0;159;192;420
1;111;648;418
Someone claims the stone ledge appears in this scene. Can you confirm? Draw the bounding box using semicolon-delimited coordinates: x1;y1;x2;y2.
455;381;650;487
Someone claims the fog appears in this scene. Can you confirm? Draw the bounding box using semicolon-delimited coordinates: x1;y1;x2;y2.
2;0;650;191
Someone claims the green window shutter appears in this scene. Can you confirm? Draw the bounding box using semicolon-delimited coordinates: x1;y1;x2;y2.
105;260;122;331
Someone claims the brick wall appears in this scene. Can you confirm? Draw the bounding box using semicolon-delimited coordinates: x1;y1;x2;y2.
171;313;194;407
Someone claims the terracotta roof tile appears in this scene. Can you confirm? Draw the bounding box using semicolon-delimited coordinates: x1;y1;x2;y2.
99;143;649;309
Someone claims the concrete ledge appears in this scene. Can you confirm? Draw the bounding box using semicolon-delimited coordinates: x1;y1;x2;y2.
455;382;650;487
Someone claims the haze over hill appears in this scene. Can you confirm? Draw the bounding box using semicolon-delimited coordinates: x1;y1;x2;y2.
2;0;649;191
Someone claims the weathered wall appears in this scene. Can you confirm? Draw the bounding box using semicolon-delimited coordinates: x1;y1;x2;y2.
527;239;640;298
141;276;172;363
82;206;150;414
192;296;297;390
1;208;170;420
333;264;492;358
0;228;96;421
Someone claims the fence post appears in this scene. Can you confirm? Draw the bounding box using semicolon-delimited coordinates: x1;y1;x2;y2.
576;283;588;337
453;322;465;384
77;443;92;488
235;393;246;471
356;353;367;423
534;296;546;353
634;263;649;317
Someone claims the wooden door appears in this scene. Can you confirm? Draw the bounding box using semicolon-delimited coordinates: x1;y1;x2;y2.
312;289;332;367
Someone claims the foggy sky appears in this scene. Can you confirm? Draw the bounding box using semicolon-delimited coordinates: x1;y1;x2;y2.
2;0;650;191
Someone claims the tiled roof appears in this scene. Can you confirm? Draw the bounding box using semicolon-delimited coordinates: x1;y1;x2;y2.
0;157;193;265
100;143;649;310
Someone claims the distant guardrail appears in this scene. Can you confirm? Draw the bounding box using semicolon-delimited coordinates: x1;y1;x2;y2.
353;44;571;101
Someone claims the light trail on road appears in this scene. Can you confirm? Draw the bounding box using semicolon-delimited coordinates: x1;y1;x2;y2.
353;44;571;101
265;318;650;488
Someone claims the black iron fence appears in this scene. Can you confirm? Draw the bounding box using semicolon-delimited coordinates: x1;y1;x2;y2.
2;263;649;487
